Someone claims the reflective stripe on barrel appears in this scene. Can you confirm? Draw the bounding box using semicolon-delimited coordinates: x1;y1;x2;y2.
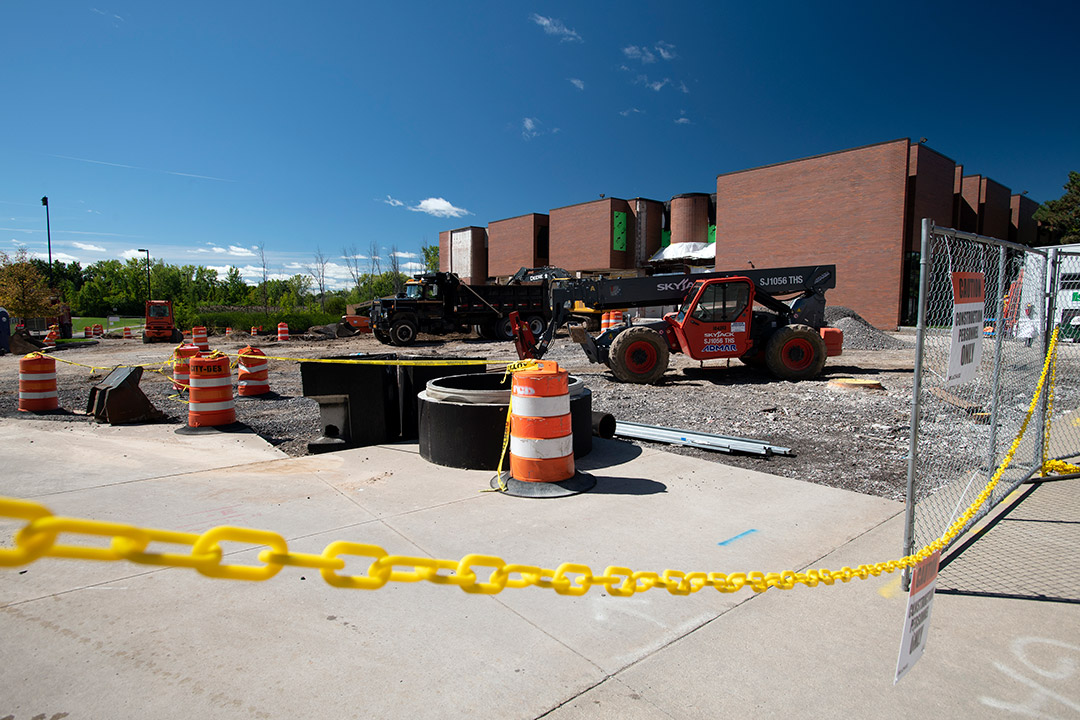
19;355;59;412
187;356;235;427
237;346;270;396
509;360;574;483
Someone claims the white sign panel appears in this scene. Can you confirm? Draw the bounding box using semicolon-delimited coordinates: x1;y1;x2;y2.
451;230;473;278
946;272;984;388
895;550;940;683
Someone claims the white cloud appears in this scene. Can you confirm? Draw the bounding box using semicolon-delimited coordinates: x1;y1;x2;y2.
522;117;541;140
228;245;255;257
285;262;305;270
30;251;80;263
620;108;644;117
206;265;232;276
569;78;585;90
674;117;691;125
410;197;470;218
72;241;106;252
119;249;143;260
393;251;419;259
383;195;405;207
342;252;369;260
644;77;670;92
655;41;677;60
679;81;690;94
402;262;426;273
531;14;582;43
623;45;656;63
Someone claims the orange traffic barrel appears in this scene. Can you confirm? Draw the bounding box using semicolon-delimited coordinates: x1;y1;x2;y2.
237;346;270;396
93;324;103;337
83;326;92;338
171;343;201;392
123;326;132;339
277;322;289;342
601;312;623;332
250;326;258;337
187;355;235;427
509;361;575;482
192;326;210;352
225;327;232;338
44;328;57;347
19;354;59;412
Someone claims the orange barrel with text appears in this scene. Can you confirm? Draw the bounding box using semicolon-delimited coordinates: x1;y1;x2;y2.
187;355;235;427
93;324;103;337
19;354;59;412
508;361;574;482
237;346;270;396
277;322;289;342
123;326;132;339
171;343;201;391
83;326;92;338
192;326;210;352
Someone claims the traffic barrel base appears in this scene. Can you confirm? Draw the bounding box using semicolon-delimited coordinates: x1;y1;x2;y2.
490;471;596;498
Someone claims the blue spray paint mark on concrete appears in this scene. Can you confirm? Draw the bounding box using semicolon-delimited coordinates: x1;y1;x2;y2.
717;529;758;546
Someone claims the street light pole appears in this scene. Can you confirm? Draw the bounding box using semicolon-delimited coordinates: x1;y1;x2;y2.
41;196;51;287
137;248;150;301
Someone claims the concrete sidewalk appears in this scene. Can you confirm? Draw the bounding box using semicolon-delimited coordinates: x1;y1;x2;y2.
1;418;1077;719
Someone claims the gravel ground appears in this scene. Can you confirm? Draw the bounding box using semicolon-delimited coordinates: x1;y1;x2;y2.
0;316;926;502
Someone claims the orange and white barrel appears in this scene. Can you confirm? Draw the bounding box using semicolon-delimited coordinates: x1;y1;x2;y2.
277;322;289;342
250;326;258;337
123;326;132;339
187;355;235;427
171;343;201;392
601;311;623;332
237;346;270;396
508;361;574;483
83;326;92;338
225;327;232;338
19;354;59;412
92;324;103;337
44;328;57;347
192;326;210;352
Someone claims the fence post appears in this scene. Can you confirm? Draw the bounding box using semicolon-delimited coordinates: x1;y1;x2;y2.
985;246;1008;490
1037;249;1060;471
902;218;934;589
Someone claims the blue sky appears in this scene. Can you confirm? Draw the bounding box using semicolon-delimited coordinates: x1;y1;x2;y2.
2;1;1077;290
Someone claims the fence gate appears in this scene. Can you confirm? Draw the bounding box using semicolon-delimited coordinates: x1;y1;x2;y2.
903;221;1080;571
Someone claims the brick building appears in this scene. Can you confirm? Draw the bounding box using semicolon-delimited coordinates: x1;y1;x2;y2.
441;137;1043;328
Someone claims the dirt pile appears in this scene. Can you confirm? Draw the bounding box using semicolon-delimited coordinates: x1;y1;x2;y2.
825;307;907;351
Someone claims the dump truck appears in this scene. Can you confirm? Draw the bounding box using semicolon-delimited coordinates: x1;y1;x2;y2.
369;271;555;346
513;265;843;383
143;300;183;343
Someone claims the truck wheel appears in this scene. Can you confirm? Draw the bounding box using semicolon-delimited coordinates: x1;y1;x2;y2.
171;329;183;343
390;318;418;346
492;317;514;342
373;325;392;345
475;323;494;340
765;324;827;381
609;327;669;384
526;315;547;337
142;332;151;344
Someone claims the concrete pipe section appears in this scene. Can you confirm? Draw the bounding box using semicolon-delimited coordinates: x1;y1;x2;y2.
419;372;593;471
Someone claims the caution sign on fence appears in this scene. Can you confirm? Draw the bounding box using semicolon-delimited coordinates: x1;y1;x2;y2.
895;549;940;683
946;272;985;387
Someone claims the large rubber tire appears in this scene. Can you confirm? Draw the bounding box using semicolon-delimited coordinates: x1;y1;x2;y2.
171;328;183;343
525;315;546;338
764;324;827;381
142;332;151;344
608;327;670;384
492;316;514;342
373;325;392;345
475;323;494;340
390;318;418;346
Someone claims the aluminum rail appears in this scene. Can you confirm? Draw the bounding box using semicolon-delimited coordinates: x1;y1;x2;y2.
613;421;792;456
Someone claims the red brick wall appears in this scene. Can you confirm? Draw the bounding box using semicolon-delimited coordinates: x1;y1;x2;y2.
630;198;664;265
959;175;981;233
550;198;633;272
907;144;956;250
670;194;710;244
488;214;549;278
715;139;911;328
439;231;450;273
1010;194;1038;246
979;177;1012;242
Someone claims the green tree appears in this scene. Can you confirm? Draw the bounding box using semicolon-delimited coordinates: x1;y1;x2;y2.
222;266;248;304
1034;171;1080;245
0;248;55;320
422;243;439;272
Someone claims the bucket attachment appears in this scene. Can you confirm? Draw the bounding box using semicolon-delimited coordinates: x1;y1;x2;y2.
87;365;166;424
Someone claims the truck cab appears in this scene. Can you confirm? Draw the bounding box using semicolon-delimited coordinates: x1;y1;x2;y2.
144;300;182;343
